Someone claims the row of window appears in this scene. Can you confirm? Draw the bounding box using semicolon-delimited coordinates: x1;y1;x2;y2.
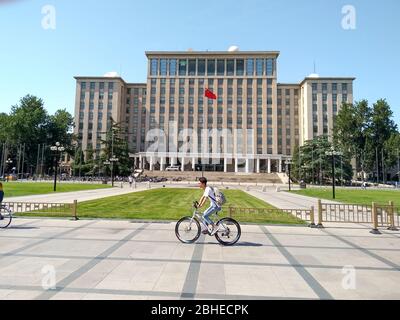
312;94;348;102
151;78;274;86
312;83;348;92
81;82;114;91
150;58;275;77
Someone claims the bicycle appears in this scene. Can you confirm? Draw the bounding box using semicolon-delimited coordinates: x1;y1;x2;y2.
0;204;12;229
175;201;241;246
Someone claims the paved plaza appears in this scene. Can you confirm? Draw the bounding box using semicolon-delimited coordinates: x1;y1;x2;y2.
0;218;399;300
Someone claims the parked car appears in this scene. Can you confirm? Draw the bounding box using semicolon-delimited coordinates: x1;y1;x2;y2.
165;165;180;171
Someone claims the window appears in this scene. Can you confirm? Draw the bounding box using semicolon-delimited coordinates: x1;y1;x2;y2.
207;59;215;75
150;59;158;76
236;59;244;76
342;83;348;91
256;59;264;76
217;59;225;76
312;83;318;91
169;59;177;76
81;82;86;90
246;59;254;76
266;59;273;76
198;59;205;76
160;59;167;76
227;59;234;76
179;59;187;76
322;83;328;91
332;83;337;91
90;82;95;90
188;59;196;75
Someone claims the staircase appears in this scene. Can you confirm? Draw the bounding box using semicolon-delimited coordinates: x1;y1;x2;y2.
143;171;283;184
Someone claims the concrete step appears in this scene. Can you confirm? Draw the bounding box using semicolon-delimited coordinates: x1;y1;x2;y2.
141;170;282;183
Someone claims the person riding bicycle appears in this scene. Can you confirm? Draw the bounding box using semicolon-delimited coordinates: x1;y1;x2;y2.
196;177;221;235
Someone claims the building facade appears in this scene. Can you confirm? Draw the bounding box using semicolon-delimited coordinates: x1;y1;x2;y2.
74;50;355;173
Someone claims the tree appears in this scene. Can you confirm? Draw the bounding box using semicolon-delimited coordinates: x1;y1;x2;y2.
100;118;133;177
0;95;74;178
291;136;353;185
333;100;370;175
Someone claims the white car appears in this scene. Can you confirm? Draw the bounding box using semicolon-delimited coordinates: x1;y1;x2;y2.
165;165;180;171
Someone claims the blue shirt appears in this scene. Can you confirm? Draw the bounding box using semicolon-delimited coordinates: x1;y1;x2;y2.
0;190;4;203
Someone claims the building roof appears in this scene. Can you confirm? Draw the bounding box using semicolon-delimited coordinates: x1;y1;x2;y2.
74;76;146;86
300;77;356;86
145;51;280;58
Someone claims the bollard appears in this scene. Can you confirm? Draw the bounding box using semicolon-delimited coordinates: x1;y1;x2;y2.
148;181;151;189
72;200;79;221
387;201;398;231
309;206;316;228
370;202;381;234
316;199;324;228
262;186;267;192
120;182;123;189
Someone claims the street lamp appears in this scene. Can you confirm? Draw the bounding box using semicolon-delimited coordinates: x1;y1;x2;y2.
325;147;343;199
109;156;119;187
286;159;293;191
50;142;65;192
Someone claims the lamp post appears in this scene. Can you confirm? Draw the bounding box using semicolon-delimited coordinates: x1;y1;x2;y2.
286;159;293;191
50;142;65;192
103;160;111;183
325;147;343;199
109;156;119;187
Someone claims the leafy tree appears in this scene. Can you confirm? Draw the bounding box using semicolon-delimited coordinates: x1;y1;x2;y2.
291;136;353;184
100;118;133;177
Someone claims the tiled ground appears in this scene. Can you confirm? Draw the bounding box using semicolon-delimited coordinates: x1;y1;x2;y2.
0;218;399;300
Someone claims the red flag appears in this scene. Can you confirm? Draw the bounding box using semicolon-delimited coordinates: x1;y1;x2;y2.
205;88;217;100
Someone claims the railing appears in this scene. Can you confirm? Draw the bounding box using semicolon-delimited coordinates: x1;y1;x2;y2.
315;200;399;234
319;202;373;224
3;201;78;220
228;206;313;225
374;202;399;231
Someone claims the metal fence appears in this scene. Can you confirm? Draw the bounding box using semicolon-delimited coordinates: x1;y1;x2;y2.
228;206;313;225
319;203;373;224
315;200;399;233
375;203;399;230
3;201;78;220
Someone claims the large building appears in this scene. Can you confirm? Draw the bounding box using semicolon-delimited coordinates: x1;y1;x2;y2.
74;50;355;173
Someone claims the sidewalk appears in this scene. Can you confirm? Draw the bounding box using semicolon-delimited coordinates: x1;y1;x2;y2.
245;187;342;209
4;183;153;204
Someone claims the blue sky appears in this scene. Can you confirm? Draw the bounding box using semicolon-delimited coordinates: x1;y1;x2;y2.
0;0;399;125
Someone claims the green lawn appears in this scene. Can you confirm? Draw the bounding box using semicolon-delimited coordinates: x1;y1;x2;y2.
2;182;111;197
20;188;305;225
290;188;400;207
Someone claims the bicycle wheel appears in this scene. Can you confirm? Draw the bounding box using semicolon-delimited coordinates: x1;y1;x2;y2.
175;217;201;244
0;206;12;229
214;218;241;246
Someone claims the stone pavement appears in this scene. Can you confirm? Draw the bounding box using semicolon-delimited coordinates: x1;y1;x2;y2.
0;218;399;300
4;183;153;204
